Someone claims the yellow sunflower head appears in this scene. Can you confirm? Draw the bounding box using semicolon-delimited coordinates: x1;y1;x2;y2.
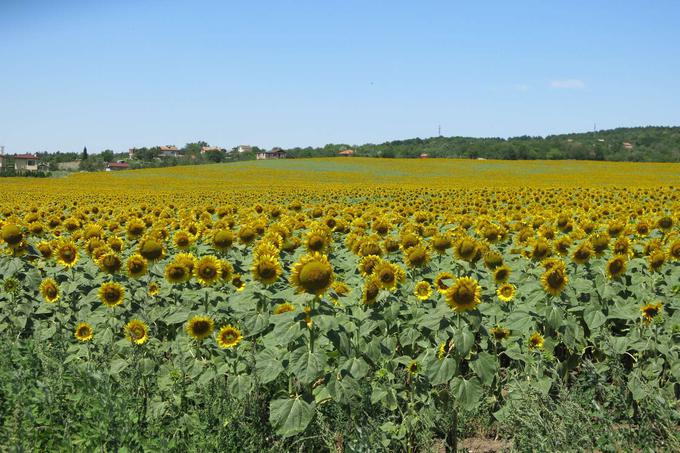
290;253;335;295
414;281;432;301
216;325;243;349
39;278;60;303
648;250;665;272
640;302;663;324
138;237;164;262
606;255;627;279
126;254;148;278
540;264;568;297
496;283;515;302
173;230;194;249
445;277;482;313
1;223;23;248
454;237;478;261
148;281;161;296
194;255;222;286
97;252;122;274
492;265;511;284
98;281;125;308
55;240;79;268
186;315;215;340
362;275;381;306
358;255;382;277
434;271;456;294
373;261;404;290
165;262;191;284
251;254;282;285
274;302;295;315
125;319;150;345
212;229;234;251
403;245;429;268
74;322;94;342
528;332;544;350
490;326;510;341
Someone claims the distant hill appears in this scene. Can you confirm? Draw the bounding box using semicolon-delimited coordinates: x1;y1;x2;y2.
284;126;680;162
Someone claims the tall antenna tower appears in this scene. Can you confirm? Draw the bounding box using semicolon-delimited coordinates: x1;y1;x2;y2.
0;145;4;156
438;125;441;137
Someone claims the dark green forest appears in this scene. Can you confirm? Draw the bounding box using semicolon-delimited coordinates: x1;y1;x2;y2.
284;126;680;162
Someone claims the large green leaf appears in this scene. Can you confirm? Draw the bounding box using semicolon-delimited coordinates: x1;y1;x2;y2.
470;352;498;386
269;397;316;438
255;349;284;384
289;347;326;385
425;356;457;386
451;377;483;411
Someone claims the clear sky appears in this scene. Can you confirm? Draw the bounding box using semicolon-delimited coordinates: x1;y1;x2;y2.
1;0;679;154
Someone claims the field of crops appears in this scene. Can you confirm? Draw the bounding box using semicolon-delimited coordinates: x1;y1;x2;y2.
1;158;679;451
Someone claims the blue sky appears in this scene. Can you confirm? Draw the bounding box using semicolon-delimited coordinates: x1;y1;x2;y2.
1;0;679;153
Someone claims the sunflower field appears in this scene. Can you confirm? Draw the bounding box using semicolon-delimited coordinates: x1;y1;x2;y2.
1;158;679;451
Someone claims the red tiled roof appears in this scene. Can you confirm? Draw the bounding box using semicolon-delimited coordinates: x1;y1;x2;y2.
15;154;38;159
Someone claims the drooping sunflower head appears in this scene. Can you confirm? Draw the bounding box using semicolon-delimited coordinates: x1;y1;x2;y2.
528;332;544;350
445;277;482;313
173;230;193;250
305;228;329;253
612;236;631;256
251;254;282;285
403;245;429;268
1;223;23;248
291;253;335;295
529;238;552;261
454;237;478;261
216;325;243;349
55;240;79;268
274;302;295;315
496;283;516;302
668;239;680;261
212;229;234;251
126;254;148;278
414;281;432;301
490;326;510;341
492;265;511;284
554;236;572;256
483;250;504;270
194;255;222;286
648;250;666;272
37;241;53;259
331;281;351;297
606;255;627;279
238;225;257;245
126;218;146;239
97;252;122;274
431;234;452;254
125;319;149;345
656;215;673;232
98;281;125;308
74;322;94;342
640;302;663;324
590;232;610;256
186;315;215;341
362;275;381;306
540;264;568;297
434;271;456;294
219;260;234;281
138;237;164;262
571;240;593;265
39;278;60;303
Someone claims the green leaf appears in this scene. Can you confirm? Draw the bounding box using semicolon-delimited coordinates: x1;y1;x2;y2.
425;356;457;386
342;357;369;380
269;397;316;438
229;374;253;398
470;352;498;386
289;347;326;385
110;358;128;375
327;375;360;403
255;349;284;384
583;307;607;330
451;377;483;411
545;305;564;330
454;327;475;356
164;310;190;325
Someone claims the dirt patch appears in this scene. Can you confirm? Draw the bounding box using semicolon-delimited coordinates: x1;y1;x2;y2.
459;436;511;452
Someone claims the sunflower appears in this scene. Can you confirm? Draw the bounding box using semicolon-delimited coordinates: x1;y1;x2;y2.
540;264;568;297
640;302;662;324
126;254;148;278
406;360;419;375
186;315;215;340
238;226;257;245
98;282;125;308
148;281;161;296
492;265;511;284
125;319;149;345
194;255;222;286
36;241;53;259
590;232;610;256
362;275;381;305
39;278;60;303
0;223;23;248
483;250;504;270
434;271;456;294
220;260;234;281
496;283;516;302
274;302;295;315
373;261;404;290
490;326;510;341
358;255;382;277
165;262;190;284
55;240;79;268
126;218;146;239
414;281;432;301
454;237;478;261
173;230;193;250
231;274;246;291
669;239;680;261
305;229;329;253
251;254;282;285
571;241;593;265
138;237;164;261
403;245;429;268
97;252;122;274
605;255;627;279
528;332;544;350
445;277;482;313
216;325;243;349
648;250;665;272
74;322;94;342
212;229;234;251
431;234;452;254
290;252;335;295
331;281;351;297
